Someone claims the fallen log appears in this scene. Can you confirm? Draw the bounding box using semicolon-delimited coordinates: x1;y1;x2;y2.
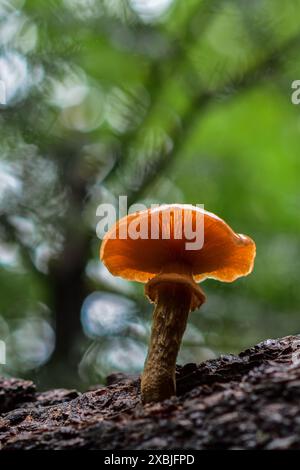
1;335;300;450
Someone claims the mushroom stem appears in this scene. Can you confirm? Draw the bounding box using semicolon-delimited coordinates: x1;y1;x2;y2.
141;282;192;404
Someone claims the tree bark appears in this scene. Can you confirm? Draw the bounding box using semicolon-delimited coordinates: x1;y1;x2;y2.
1;334;300;450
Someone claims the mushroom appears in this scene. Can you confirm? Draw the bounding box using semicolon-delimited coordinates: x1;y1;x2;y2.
100;204;256;404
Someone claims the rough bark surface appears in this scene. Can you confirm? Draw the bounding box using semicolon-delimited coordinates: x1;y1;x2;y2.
1;335;300;450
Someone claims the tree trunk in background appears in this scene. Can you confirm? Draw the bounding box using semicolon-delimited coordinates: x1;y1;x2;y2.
2;335;300;450
42;237;90;389
39;142;93;389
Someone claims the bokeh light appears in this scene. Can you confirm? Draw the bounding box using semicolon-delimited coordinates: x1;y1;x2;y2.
81;291;137;338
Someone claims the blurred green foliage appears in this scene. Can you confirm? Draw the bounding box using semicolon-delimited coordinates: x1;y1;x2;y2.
0;0;300;389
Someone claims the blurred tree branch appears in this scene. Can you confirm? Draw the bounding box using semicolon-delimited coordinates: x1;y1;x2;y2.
109;0;224;179
123;32;300;206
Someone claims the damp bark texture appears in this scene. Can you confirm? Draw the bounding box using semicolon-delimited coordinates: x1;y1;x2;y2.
2;334;300;450
141;283;191;403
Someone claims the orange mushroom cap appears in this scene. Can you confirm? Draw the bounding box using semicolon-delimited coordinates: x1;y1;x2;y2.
100;204;256;285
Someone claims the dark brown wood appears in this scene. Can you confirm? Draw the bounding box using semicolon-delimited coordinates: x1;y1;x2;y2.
1;334;300;450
